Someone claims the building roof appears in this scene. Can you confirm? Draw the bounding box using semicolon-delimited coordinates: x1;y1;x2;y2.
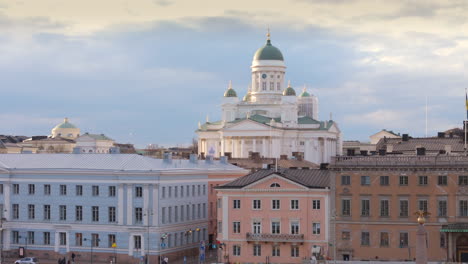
217;169;330;189
0;154;246;172
375;137;465;153
0;135;28;144
253;39;284;61
80;133;113;141
229;158;319;170
53;118;77;129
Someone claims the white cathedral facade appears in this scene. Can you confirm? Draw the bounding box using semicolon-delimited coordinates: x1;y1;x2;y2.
196;34;342;164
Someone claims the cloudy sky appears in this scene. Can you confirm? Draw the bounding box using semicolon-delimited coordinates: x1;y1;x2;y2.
1;0;468;147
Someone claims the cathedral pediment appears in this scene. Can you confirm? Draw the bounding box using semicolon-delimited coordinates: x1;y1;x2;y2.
223;119;272;131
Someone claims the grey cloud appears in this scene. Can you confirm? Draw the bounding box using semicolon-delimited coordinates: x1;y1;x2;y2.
153;0;174;7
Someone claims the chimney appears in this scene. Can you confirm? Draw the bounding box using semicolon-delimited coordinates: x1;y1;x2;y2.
189;153;198;163
402;134;409;141
360;150;368;156
378;149;386;156
438;132;445;138
386;144;393;153
444;145;452;154
220;156;228;164
163;152;172;162
416;147;426;156
320;163;329;170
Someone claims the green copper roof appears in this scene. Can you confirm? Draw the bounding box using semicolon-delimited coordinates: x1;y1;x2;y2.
81;133;113;141
253;39;284;61
224;88;237;97
283;86;296;96
300;90;310;97
298;116;320;124
54;118;77;129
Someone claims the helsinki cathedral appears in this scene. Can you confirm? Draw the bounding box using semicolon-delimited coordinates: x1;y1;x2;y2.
196;32;342;164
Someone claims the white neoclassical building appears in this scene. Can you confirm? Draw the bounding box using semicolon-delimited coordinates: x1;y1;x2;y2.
196;33;342;164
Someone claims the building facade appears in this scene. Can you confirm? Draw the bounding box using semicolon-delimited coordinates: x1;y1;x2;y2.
197;33;342;164
0;154;246;263
216;169;331;264
331;155;468;262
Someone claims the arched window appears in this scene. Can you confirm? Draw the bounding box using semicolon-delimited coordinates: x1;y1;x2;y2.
270;183;281;188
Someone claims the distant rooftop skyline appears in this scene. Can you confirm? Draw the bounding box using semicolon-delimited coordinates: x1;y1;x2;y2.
1;0;467;147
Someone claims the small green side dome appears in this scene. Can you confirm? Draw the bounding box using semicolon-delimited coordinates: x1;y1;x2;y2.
300;88;310;97
283;82;296;96
253;39;284;61
54;118;77;129
224;88;237;97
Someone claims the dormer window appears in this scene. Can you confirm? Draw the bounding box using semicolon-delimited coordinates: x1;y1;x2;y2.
270;183;281;188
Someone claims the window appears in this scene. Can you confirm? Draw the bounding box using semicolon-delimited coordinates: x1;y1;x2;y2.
291;200;299;210
60;232;67;245
174;186;178;198
92;185;99;196
253;244;261;256
27;231;34;244
44;184;51;195
75;233;82;246
440;233;446;248
12;204;19;219
438;200;447;217
291;221;299;234
312;200;320;210
135;186;143;198
262;82;266;91
186;185;189;196
0;184;3;194
109;186;116;197
419;176;428;186
399;175;408;186
60;185;67;195
192;185;195;196
134;235;141;249
438;175;447;186
76;185;83;196
361;176;370;185
460;176;468;186
400;232;408;248
12;231;19;244
92;206;99;222
28;184;35;195
198;185;201;196
270;81;274;90
272;245;280;256
361;231;370;246
380;176;389;186
203;185;206;195
419;199;428;212
380;200;389;217
92;233;100;247
28;204;35;219
270;183;280;188
44;205;51;220
233;199;241;209
13;184;19;194
341;175;351;185
400;200;409;217
312;223;321;234
233;245;241;256
181;186;184;197
291;245;299;257
380;232;389;247
162;187;166;198
277;82;281;90
203;203;206;218
76;206;83;221
108;234;116;248
108;207;116;222
217;198;222;209
135;207;143;223
342;231;350;240
253;221;261;234
253;199;261;210
44;232;51;245
218;221;222;233
272;199;280;210
60;205;67;220
342;199;351;216
233;222;241;233
271;221;280;234
460;200;468;216
361;199;370;216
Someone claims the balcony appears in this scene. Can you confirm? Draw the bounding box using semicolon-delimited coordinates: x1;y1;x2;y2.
246;232;304;243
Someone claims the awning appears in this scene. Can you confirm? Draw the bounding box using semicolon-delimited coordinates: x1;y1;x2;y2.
441;223;468;232
312;245;321;253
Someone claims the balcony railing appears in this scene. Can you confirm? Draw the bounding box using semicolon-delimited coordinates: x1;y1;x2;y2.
246;232;304;243
332;155;468;167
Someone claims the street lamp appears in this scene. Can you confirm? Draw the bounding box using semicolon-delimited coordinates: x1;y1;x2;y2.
111;242;117;264
84;237;100;264
144;209;153;264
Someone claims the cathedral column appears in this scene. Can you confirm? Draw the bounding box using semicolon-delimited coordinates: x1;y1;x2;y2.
253;138;257;153
262;138;266;158
220;137;225;156
231;138;236;157
305;140;310;162
240;139;245;158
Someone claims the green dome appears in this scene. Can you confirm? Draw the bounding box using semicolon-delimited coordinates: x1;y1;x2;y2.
54;118;77;129
283;85;296;96
224;88;237;97
300;90;310;97
253;39;284;61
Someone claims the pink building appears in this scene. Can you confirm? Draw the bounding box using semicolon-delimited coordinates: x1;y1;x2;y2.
216;169;331;264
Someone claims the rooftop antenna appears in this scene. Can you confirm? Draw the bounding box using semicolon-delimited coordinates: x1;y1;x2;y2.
425;96;428;137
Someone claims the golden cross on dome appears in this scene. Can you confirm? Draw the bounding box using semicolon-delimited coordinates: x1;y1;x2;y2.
267;27;271;40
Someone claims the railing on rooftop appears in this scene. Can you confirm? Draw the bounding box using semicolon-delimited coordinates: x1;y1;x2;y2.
332;155;468;167
246;232;304;243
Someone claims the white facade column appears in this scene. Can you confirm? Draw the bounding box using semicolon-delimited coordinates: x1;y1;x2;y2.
240;139;245;158
220;137;225;156
262;138;266;158
253;138;257;153
66;231;70;252
4;229;11;250
128;234;134;256
152;185;159;226
305;140;310;162
4;183;10;221
143;184;149;226
54;232;59;252
127;185;133;225
231;139;235;157
118;184;124;225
